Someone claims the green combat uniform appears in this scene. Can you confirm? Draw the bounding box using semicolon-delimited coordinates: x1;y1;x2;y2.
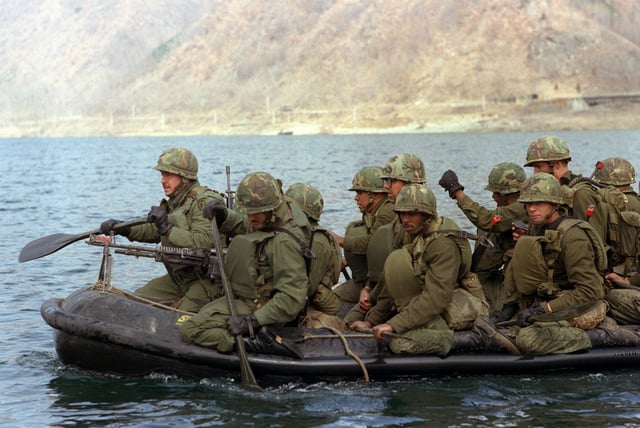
449;162;528;314
592;158;640;214
116;147;224;312
503;173;607;355
181;172;311;353
342;155;427;323
333;166;395;303
524;135;607;244
285;183;343;322
364;184;488;357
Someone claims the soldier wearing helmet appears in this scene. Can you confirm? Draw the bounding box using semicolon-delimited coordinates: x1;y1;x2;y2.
341;154;428;323
592;157;640;213
99;147;225;312
438;162;528;314
380;153;427;202
498;173;609;355
523;135;608;243
349;184;517;356
332;166;395;307
285;183;344;328
181;171;311;356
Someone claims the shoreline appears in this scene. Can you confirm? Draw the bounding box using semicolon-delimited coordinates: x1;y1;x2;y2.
1;101;639;138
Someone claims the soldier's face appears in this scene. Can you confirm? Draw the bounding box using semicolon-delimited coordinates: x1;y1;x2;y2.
354;191;372;213
526;202;557;225
399;212;427;233
160;172;182;196
247;212;269;229
384;179;405;202
530;162;551;175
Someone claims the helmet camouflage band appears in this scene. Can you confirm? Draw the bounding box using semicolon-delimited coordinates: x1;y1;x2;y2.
524;136;571;167
236;171;284;214
349;166;387;193
154;147;199;180
380;153;426;184
518;173;565;205
393;183;438;217
285;182;324;221
593;157;636;186
485;162;527;194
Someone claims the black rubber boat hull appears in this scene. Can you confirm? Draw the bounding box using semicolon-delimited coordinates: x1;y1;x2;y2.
41;288;640;381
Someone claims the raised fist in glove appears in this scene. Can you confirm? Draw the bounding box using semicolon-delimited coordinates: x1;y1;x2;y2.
438;169;464;199
227;314;260;337
203;198;228;226
100;219;130;236
147;206;173;235
517;302;547;327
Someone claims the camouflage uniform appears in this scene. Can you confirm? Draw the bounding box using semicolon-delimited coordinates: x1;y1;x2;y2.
503;173;606;355
128;147;225;312
524;136;608;243
454;162;528;313
180;172;311;352
333;166;395;303
363;184;486;356
342;156;426;323
285;183;343;320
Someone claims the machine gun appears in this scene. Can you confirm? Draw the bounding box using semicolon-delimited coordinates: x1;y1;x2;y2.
86;235;222;282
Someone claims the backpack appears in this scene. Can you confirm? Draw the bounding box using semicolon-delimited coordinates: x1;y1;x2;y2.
596;185;640;274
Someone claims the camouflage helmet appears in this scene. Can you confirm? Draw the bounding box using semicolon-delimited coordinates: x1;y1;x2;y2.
349;166;387;193
380;153;426;184
236;171;284;214
285;182;324;221
393;184;438;217
485;162;527;194
524;136;572;167
518;173;565;205
593;158;636;186
153;147;198;180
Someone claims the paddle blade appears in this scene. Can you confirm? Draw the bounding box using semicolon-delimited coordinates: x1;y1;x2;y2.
19;231;95;263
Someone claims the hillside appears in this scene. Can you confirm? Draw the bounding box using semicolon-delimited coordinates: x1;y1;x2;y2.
1;0;639;136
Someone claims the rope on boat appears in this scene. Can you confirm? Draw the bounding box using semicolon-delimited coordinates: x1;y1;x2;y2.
323;326;370;383
88;283;195;316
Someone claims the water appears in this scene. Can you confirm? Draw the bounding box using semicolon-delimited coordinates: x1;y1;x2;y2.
2;130;640;427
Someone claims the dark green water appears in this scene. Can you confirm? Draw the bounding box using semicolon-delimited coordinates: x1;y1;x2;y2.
3;131;640;427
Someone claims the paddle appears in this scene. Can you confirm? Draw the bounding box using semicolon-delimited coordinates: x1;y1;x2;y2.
18;217;148;263
210;220;261;391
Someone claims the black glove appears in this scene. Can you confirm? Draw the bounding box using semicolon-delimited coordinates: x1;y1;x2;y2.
517;302;547;327
99;219;130;237
203;198;228;226
438;169;464;199
227;314;260;337
492;302;518;323
147;206;172;235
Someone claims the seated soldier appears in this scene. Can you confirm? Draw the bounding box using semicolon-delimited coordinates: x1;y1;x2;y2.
349;184;515;356
180;172;311;356
501;173;610;355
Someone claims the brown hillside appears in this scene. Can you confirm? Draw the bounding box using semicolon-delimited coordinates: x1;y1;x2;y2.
0;0;639;136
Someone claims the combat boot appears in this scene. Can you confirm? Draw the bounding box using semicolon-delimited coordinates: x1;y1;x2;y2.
243;327;303;359
586;317;640;347
453;317;520;354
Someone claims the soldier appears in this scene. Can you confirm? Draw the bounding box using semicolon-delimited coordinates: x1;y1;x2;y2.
180;172;310;355
342;154;427;324
500;173;608;355
438;162;528;314
99;147;225;312
523;135;607;243
285;182;344;328
592;157;640;213
349;184;513;356
332;166;395;305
